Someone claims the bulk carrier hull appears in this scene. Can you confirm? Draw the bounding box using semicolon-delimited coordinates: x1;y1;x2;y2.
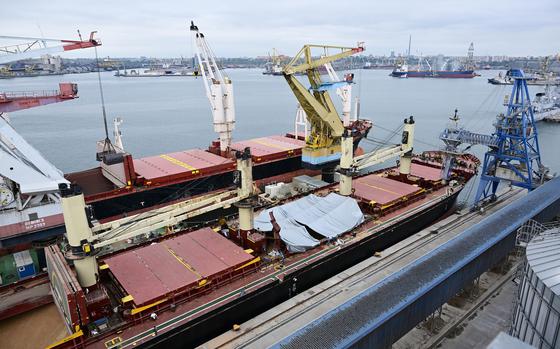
45;152;478;349
136;191;460;349
390;70;476;78
0;121;371;321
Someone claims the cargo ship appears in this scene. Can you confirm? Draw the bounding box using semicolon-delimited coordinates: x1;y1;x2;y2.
45;145;479;349
488;70;560;86
40;35;483;349
0;28;372;320
390;42;478;79
489;58;560;86
390;69;477;78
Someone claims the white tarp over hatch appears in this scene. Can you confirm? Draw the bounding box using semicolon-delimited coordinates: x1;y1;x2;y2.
254;193;364;252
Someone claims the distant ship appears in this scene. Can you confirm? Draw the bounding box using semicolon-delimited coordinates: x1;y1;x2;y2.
489;57;560;86
533;85;560;122
390;69;477;78
262;48;284;75
390;42;478;79
115;68;199;77
488;70;560;86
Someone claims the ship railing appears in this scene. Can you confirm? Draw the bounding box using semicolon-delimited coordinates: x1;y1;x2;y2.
2;89;60;99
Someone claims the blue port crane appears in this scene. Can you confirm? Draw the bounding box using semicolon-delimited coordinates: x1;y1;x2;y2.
473;69;546;205
439;69;547;207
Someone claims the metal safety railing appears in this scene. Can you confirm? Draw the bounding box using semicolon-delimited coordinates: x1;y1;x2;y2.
1;89;60;99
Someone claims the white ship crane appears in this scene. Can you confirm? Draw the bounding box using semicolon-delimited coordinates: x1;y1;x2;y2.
0;114;68;193
190;21;235;154
112;117;125;152
323;62;355;127
338;117;416;196
57;148;255;289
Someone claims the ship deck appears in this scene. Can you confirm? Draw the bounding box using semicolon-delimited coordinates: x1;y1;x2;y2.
353;174;422;205
104;227;255;307
65;167;116;198
65;135;305;202
133;149;235;185
82;182;456;349
230;135;304;163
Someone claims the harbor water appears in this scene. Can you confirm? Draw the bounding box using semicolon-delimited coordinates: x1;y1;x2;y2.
1;69;559;203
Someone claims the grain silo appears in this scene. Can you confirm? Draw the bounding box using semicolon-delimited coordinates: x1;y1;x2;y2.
511;226;560;349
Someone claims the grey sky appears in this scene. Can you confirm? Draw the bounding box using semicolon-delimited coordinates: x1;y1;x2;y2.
2;0;559;58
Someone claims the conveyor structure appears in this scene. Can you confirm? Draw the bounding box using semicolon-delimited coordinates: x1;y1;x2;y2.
203;176;560;349
276;177;560;349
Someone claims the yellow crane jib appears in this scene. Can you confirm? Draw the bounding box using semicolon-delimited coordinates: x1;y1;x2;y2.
282;44;365;167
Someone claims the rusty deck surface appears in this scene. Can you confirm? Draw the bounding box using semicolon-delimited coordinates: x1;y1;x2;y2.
104;227;253;307
230;135;304;163
409;163;442;181
133;149;235;183
353;174;422;205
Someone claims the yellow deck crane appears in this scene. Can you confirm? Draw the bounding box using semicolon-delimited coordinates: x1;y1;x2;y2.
282;44;364;167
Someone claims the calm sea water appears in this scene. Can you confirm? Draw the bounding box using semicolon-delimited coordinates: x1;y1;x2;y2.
1;69;558;202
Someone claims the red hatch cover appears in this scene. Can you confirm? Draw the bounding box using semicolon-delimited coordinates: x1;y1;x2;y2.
410;163;442;181
104;227;253;307
230;135;304;161
353;174;421;205
133;149;234;181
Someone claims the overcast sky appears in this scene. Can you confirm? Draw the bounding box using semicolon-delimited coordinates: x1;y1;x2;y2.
1;0;559;58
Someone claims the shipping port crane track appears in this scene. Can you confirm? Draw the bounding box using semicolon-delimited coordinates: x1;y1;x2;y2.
206;187;522;348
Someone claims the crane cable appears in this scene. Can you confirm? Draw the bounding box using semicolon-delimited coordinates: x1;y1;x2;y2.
93;45;112;149
357;123;404;167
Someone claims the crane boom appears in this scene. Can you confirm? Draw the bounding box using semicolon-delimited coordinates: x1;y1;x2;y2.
190;21;235;154
324;62;353;126
339;117;415;196
0;31;100;64
282;44;364;166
